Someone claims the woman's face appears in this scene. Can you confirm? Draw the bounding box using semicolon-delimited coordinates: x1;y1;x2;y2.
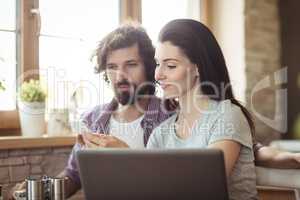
155;41;199;99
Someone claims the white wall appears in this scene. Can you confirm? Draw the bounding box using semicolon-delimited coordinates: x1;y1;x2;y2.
209;0;246;102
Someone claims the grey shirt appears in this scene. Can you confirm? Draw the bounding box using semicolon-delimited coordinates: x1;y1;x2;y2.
147;100;258;200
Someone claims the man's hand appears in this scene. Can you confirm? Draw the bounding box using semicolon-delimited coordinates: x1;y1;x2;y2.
8;181;26;200
56;172;81;198
82;133;129;148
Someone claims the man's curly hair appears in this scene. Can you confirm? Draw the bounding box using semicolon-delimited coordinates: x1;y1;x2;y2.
92;23;156;95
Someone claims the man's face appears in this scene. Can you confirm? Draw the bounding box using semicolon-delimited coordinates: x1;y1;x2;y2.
105;43;148;105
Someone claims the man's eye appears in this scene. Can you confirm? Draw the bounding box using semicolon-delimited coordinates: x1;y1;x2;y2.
107;65;117;70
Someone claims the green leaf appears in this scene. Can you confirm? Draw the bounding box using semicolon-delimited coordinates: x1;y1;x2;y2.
0;80;5;91
19;79;46;102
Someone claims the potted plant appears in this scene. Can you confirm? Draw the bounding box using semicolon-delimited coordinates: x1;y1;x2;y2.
18;79;46;137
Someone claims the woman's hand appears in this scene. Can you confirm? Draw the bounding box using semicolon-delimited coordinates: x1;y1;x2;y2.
293;153;300;164
255;146;300;169
273;151;300;169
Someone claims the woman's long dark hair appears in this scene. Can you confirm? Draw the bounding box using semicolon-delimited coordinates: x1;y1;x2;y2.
159;19;255;136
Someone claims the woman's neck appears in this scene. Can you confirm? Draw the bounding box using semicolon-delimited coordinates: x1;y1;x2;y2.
175;85;209;139
178;85;209;118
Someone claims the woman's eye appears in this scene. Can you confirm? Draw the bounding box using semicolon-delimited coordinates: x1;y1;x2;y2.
127;63;138;67
167;65;177;69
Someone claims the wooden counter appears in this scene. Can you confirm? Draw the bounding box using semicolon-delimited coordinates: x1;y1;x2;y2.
0;135;76;150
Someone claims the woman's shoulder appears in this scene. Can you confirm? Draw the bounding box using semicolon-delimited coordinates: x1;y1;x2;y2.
209;99;246;121
208;99;253;148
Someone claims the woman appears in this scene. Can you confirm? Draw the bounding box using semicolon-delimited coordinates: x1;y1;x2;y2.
147;19;258;199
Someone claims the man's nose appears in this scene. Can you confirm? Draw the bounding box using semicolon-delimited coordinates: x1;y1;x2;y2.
116;68;128;81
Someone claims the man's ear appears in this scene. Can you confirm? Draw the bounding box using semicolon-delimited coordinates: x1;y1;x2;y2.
103;71;110;83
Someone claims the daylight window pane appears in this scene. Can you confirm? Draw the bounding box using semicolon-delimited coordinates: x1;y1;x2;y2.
142;0;188;45
39;0;119;109
40;0;119;40
0;0;16;30
0;32;16;110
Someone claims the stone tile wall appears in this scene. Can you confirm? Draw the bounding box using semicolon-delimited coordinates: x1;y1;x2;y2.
0;147;78;199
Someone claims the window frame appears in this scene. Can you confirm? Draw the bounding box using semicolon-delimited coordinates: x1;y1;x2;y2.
0;0;39;134
120;0;141;23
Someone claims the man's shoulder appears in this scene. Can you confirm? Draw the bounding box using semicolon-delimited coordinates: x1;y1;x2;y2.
81;103;111;125
145;97;176;124
82;103;108;117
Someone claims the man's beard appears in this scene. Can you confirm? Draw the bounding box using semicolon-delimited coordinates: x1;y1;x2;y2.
114;80;150;106
117;90;133;105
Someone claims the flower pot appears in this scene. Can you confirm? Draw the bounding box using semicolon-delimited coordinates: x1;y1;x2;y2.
18;101;45;137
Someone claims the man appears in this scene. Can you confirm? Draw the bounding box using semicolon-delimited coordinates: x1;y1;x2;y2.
58;23;173;197
9;23;300;199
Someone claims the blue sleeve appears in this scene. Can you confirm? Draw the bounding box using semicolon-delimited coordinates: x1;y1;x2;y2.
64;143;83;187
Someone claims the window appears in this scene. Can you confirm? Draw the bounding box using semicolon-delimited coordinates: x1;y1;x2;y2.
0;0;17;111
39;0;119;111
0;0;120;132
141;0;201;97
141;0;201;45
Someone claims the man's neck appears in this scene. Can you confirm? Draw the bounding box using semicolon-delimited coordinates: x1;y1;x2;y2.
113;98;149;123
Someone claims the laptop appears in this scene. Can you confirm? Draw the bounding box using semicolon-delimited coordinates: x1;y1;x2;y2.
76;149;229;200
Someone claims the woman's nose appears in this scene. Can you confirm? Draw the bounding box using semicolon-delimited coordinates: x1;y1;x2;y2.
155;66;166;81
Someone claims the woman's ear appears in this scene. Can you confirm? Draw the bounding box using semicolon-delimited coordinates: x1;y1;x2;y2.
194;65;201;86
194;75;200;85
194;64;200;78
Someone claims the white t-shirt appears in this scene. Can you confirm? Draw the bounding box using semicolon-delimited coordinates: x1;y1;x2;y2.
108;114;145;149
